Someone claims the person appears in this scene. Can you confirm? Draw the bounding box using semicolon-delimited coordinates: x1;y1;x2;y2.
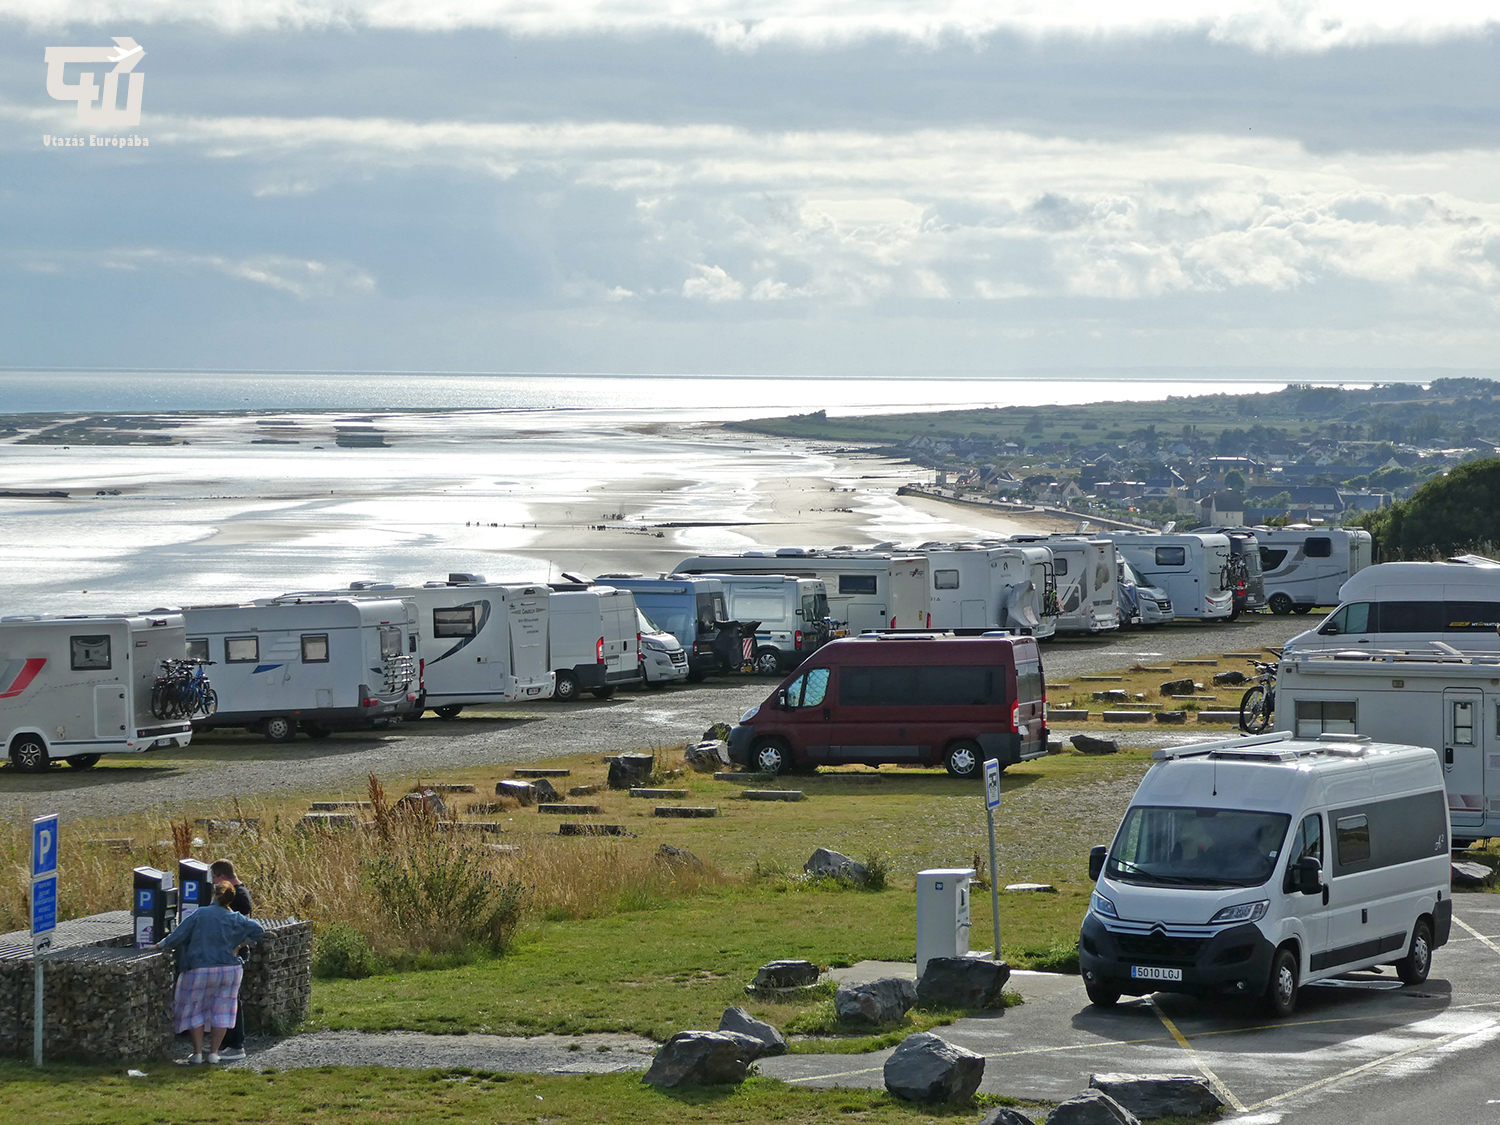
209;860;253;1060
154;881;265;1065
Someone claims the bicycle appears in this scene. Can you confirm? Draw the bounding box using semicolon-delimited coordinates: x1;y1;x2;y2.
1238;655;1279;733
152;659;218;720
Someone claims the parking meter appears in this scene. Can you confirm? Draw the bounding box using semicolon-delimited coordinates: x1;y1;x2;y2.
132;866;176;947
177;859;212;923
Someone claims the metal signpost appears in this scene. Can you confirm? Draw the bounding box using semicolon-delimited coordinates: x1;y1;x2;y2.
983;760;1002;960
32;814;59;1068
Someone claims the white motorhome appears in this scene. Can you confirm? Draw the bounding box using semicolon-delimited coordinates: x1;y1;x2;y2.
1278;647;1500;843
707;574;832;674
1008;535;1120;634
1080;732;1452;1016
1107;532;1234;621
0;612;194;772
548;586;642;701
1284;557;1500;655
673;550;929;633
1256;526;1374;615
919;544;1059;638
183;598;419;741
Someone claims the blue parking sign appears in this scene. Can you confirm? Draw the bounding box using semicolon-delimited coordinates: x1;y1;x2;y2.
32;875;57;938
32;815;58;879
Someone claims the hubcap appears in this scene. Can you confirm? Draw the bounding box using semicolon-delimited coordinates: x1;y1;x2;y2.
1277;967;1294;1004
1415;937;1429;973
950;748;976;774
756;747;783;773
15;741;43;768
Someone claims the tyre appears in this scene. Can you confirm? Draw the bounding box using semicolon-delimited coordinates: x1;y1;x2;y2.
1239;686;1271;734
1293;604;1313;615
553;672;580;703
753;647;782;676
1396;919;1433;985
944;739;982;779
1263;946;1300;1017
751;737;790;776
433;705;463;720
66;754;100;769
200;688;218;717
590;686;616;700
1268;593;1294;615
1226;604;1241;622
9;735;48;773
262;715;298;743
1085;981;1121;1008
686;668;708;683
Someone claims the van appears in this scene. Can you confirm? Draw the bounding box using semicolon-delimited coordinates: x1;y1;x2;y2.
1107;532;1235;621
1080;732;1452;1016
547;586;642;701
919;544;1059;638
593;575;729;679
725;633;1048;777
637;606;689;686
0;611;195;771
710;574;831;674
1284;557;1500;655
1117;558;1174;627
1256;526;1374;615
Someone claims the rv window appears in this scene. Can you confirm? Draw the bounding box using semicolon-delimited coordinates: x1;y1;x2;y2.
70;635;111;671
225;636;259;663
814;592;829;619
186;638;210;662
1015;661;1043;704
301;634;330;663
839;665;1004;708
1335;814;1370;865
934;570;960;590
1379;601;1445;633
801;595;817;621
1155;547;1186;566
697;593;727;629
1305;537;1332;558
1320;602;1372;636
1452;700;1475;746
409;633;418;653
786;667;830;708
1444;601;1500;631
1293;699;1356;737
1052;557;1069;576
433;607;477;638
838;574;878;595
734;594;787;623
1259;547;1288;571
379;627;402;660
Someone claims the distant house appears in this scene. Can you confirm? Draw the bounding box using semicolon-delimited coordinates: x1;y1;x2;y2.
1245;485;1344;517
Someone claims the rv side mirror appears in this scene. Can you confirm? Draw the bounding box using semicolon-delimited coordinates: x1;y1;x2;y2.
1321;624;1339;636
1293;855;1323;895
777;689;789;710
1089;845;1108;881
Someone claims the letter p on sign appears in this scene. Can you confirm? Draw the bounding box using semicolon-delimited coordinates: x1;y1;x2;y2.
32;815;58;879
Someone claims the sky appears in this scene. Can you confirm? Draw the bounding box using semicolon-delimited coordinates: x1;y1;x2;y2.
3;2;1500;379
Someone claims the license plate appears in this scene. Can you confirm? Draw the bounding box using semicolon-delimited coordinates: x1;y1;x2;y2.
1130;966;1182;981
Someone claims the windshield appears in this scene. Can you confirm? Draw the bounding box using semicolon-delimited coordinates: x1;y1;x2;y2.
636;608;664;634
1108;806;1290;889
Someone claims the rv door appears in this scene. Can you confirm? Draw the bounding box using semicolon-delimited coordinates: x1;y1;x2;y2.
1444;689;1485;828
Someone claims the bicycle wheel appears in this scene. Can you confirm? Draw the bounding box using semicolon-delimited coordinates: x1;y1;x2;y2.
1239;685;1270;733
201;687;218;717
150;682;168;720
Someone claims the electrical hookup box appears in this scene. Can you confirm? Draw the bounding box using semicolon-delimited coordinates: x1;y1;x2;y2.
132;866;176;947
916;867;987;973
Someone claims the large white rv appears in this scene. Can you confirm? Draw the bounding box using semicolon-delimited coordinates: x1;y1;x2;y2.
1008;536;1120;634
0;612;194;772
673;550;929;634
1278;647;1500;843
183;598;419;741
1107;532;1235;621
919;544;1058;638
707;574;831;674
1256;526;1374;615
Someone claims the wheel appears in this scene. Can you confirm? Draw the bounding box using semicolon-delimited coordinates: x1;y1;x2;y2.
1263;946;1300;1017
1085;981;1121;1008
686;668;708;683
590;686;615;700
433;704;463;720
1293;604;1313;615
750;737;790;776
944;739;982;779
262;715;298;743
1225;604;1241;622
553;673;580;703
301;723;332;740
9;735;49;773
200;687;218;717
1239;686;1271;734
1268;593;1294;616
753;647;782;676
66;754;100;769
1396;919;1433;985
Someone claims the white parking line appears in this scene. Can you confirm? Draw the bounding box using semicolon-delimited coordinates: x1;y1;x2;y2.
1453;916;1500;958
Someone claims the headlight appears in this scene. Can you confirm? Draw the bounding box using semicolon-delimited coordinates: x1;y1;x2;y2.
1090;891;1117;919
739;704;759;722
642;639;668;653
1208;900;1269;925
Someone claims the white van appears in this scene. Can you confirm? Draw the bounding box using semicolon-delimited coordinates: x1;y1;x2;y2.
548;586;642;701
1009;536;1120;634
1257;526;1374;615
0;612;195;772
637;607;689;686
1080;732;1452;1016
1284;557;1500;655
708;574;831;674
1118;558;1174;627
919;544;1059;638
1107;532;1234;621
184;598;419;740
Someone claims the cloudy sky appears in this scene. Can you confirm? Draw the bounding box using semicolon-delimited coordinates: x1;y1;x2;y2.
3;2;1500;378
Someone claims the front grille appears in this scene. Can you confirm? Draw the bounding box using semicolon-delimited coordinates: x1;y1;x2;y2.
1115;931;1206;966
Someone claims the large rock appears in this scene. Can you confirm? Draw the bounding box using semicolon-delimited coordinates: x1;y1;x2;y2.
804;847;868;884
1091;689;1129;703
917;957;1012;1010
1157;678;1195;696
397;789;448;817
1212;670;1248;686
1070;734;1119;756
641;1030;755;1088
979;1110;1039;1125
1047;1091;1140;1124
1452;861;1496;888
718;1007;788;1056
834;978;917;1025
608;753;655;790
882;1032;985;1103
685;740;731;772
1089;1073;1223;1120
655;844;706;871
751;960;820;989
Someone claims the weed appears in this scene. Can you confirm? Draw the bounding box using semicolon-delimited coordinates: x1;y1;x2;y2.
364;841;527;956
312;922;384;980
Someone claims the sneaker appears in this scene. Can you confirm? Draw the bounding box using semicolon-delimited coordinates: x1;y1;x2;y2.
216;1047;246;1061
206;1052;220;1065
185;1053;203;1066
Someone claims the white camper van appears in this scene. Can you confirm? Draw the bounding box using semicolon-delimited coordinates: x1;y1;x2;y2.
1284;557;1500;655
1257;526;1374;615
1009;536;1119;634
184;598;419;740
920;544;1059;638
709;574;832;674
548;586;642;701
1081;732;1452;1016
1278;647;1500;843
1108;532;1235;621
0;612;195;771
1118;558;1174;627
674;550;929;634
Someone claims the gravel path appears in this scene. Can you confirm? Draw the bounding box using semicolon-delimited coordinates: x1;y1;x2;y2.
218;1030;658;1074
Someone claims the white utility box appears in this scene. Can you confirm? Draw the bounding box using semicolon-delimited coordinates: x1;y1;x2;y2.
916;867;982;972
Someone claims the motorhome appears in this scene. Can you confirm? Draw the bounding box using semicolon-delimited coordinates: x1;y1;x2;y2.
1284;557;1500;655
592;575;728;679
919;544;1058;638
1201;527;1268;615
1081;732;1452;1016
547;586;642;701
278;576;553;717
707;574;831;674
673;550;929;634
0;612;195;772
727;634;1048;777
1118;558;1174;627
1278;647;1500;843
1106;532;1234;621
183;598;419;741
1256;526;1374;615
1008;536;1119;634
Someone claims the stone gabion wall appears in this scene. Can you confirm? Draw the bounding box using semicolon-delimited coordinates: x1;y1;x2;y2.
241;920;313;1035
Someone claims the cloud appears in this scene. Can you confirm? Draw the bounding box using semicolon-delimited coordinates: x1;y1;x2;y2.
682;263;744;301
16;246;377;297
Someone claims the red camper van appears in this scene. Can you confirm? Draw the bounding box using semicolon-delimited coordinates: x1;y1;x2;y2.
726;633;1048;778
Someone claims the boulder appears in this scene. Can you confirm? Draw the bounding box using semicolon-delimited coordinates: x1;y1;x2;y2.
1089;1073;1224;1120
804;847;868;884
834;977;917;1025
655;843;706;871
397;788;448;817
685;740;731;772
702;721;732;743
1157;678;1195;696
916;957;1012;1010
496;779;536;806
718;1007;788;1057
1452;861;1496;888
607;753;655;790
1091;689;1129;703
882;1032;985;1103
751;960;820;989
979;1110;1039;1125
640;1031;755;1088
1212;670;1248;686
528;778;562;803
1047;1091;1140;1125
1070;735;1119;756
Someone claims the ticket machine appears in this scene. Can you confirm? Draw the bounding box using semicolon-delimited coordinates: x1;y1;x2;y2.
132;866;177;947
177;858;212;923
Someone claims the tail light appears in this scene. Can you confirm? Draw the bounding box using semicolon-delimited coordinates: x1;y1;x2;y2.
363;697;378;707
1010;697;1020;732
889;617;895;629
926;613;932;628
795;630;803;649
419;657;425;687
596;637;605;664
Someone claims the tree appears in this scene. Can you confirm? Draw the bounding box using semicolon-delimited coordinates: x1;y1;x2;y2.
1364;458;1500;557
1223;470;1246;492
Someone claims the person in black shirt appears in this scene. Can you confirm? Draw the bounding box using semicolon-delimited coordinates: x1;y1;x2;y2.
209;860;253;1059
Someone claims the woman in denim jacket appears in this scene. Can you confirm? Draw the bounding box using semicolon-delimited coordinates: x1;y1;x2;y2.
154;881;266;1064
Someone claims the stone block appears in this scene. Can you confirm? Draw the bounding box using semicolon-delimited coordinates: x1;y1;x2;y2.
718;1006;788;1056
1212;670;1248;686
654;806;717;818
751;960;820;989
538;803;602;815
299;812;356;832
835;977;917;1025
1102;711;1152;723
1194;710;1240;723
630;788;689;798
741;790;804;801
515;767;570;778
568;784;601;796
1046;709;1090;722
916;957;1011;1010
1089;1073;1224;1120
1157;678;1195;696
1091;689;1129;703
1071;736;1119;756
1154;711;1187;724
641;1030;755;1087
883;1031;985;1103
607;753;655;790
558;823;629;836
